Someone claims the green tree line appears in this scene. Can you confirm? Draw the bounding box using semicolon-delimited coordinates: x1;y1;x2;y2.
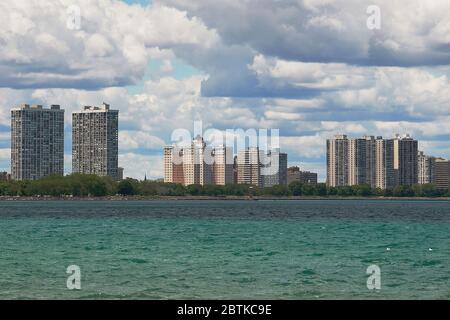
1;174;450;197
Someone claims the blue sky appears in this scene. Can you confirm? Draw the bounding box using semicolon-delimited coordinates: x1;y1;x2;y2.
1;0;450;180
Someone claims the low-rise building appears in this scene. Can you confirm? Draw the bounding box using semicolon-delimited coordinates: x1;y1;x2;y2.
0;172;11;181
287;166;318;185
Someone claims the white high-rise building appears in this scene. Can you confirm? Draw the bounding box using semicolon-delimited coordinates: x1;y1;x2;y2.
326;134;349;187
417;151;435;185
212;145;233;185
375;137;396;189
237;147;262;187
163;137;233;186
182;136;212;186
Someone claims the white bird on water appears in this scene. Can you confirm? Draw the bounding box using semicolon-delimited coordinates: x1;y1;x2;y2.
386;247;391;251
429;248;433;251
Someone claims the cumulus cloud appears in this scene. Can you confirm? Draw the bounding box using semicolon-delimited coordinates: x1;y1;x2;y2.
119;153;163;179
0;0;218;90
159;0;450;66
155;0;450;98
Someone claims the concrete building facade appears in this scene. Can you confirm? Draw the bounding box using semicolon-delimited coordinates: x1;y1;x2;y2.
0;172;11;181
393;134;418;186
418;151;435;185
326;134;349;187
434;158;450;190
262;149;288;187
375;137;396;189
72;103;119;180
237;147;262;187
287;166;318;185
328;134;418;189
11;104;64;180
212;145;234;185
164;137;232;186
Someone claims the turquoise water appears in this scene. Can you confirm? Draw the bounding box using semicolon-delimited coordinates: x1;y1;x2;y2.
0;200;449;299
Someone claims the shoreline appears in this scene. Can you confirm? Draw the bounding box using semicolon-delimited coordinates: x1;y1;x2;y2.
1;195;450;201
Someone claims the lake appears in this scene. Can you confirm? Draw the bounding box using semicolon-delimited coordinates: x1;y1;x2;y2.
0;200;449;299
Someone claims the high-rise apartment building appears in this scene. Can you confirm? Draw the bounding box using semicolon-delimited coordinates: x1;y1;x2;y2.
375;137;396;189
418;151;435;184
393;134;418;186
72;103;119;180
348;138;365;186
164;146;185;185
328;134;418;189
364;136;377;188
237;147;262;187
164;146;175;183
118;167;124;181
212;145;234;185
182;136;212;186
348;136;377;187
326;135;349;187
233;155;238;184
163;137;232;186
262;149;287;187
11;104;64;180
434;158;450;190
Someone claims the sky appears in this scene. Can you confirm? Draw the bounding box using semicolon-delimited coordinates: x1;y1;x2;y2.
1;0;450;181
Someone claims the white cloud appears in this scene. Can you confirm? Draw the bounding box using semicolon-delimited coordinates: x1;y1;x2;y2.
119;153;163;180
0;148;10;159
281;135;325;159
120;131;165;150
0;0;218;89
159;0;450;66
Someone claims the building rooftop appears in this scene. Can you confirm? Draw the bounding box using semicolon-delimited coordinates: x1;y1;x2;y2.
394;133;414;140
12;104;62;111
77;103;117;113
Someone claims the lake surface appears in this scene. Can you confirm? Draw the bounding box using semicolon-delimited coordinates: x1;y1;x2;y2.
0;200;449;299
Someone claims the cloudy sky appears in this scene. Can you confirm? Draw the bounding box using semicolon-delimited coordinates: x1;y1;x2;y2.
1;0;450;181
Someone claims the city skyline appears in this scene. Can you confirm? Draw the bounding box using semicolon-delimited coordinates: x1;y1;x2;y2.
0;1;450;181
327;134;419;189
2;0;450;304
5;104;450;186
326;133;450;190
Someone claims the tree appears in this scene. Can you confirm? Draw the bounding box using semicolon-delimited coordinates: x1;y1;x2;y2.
336;186;353;197
353;184;372;197
327;186;338;196
288;181;303;196
269;185;290;196
316;183;327;196
187;184;202;196
393;185;414;197
302;183;316;196
420;184;439;197
117;179;137;196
